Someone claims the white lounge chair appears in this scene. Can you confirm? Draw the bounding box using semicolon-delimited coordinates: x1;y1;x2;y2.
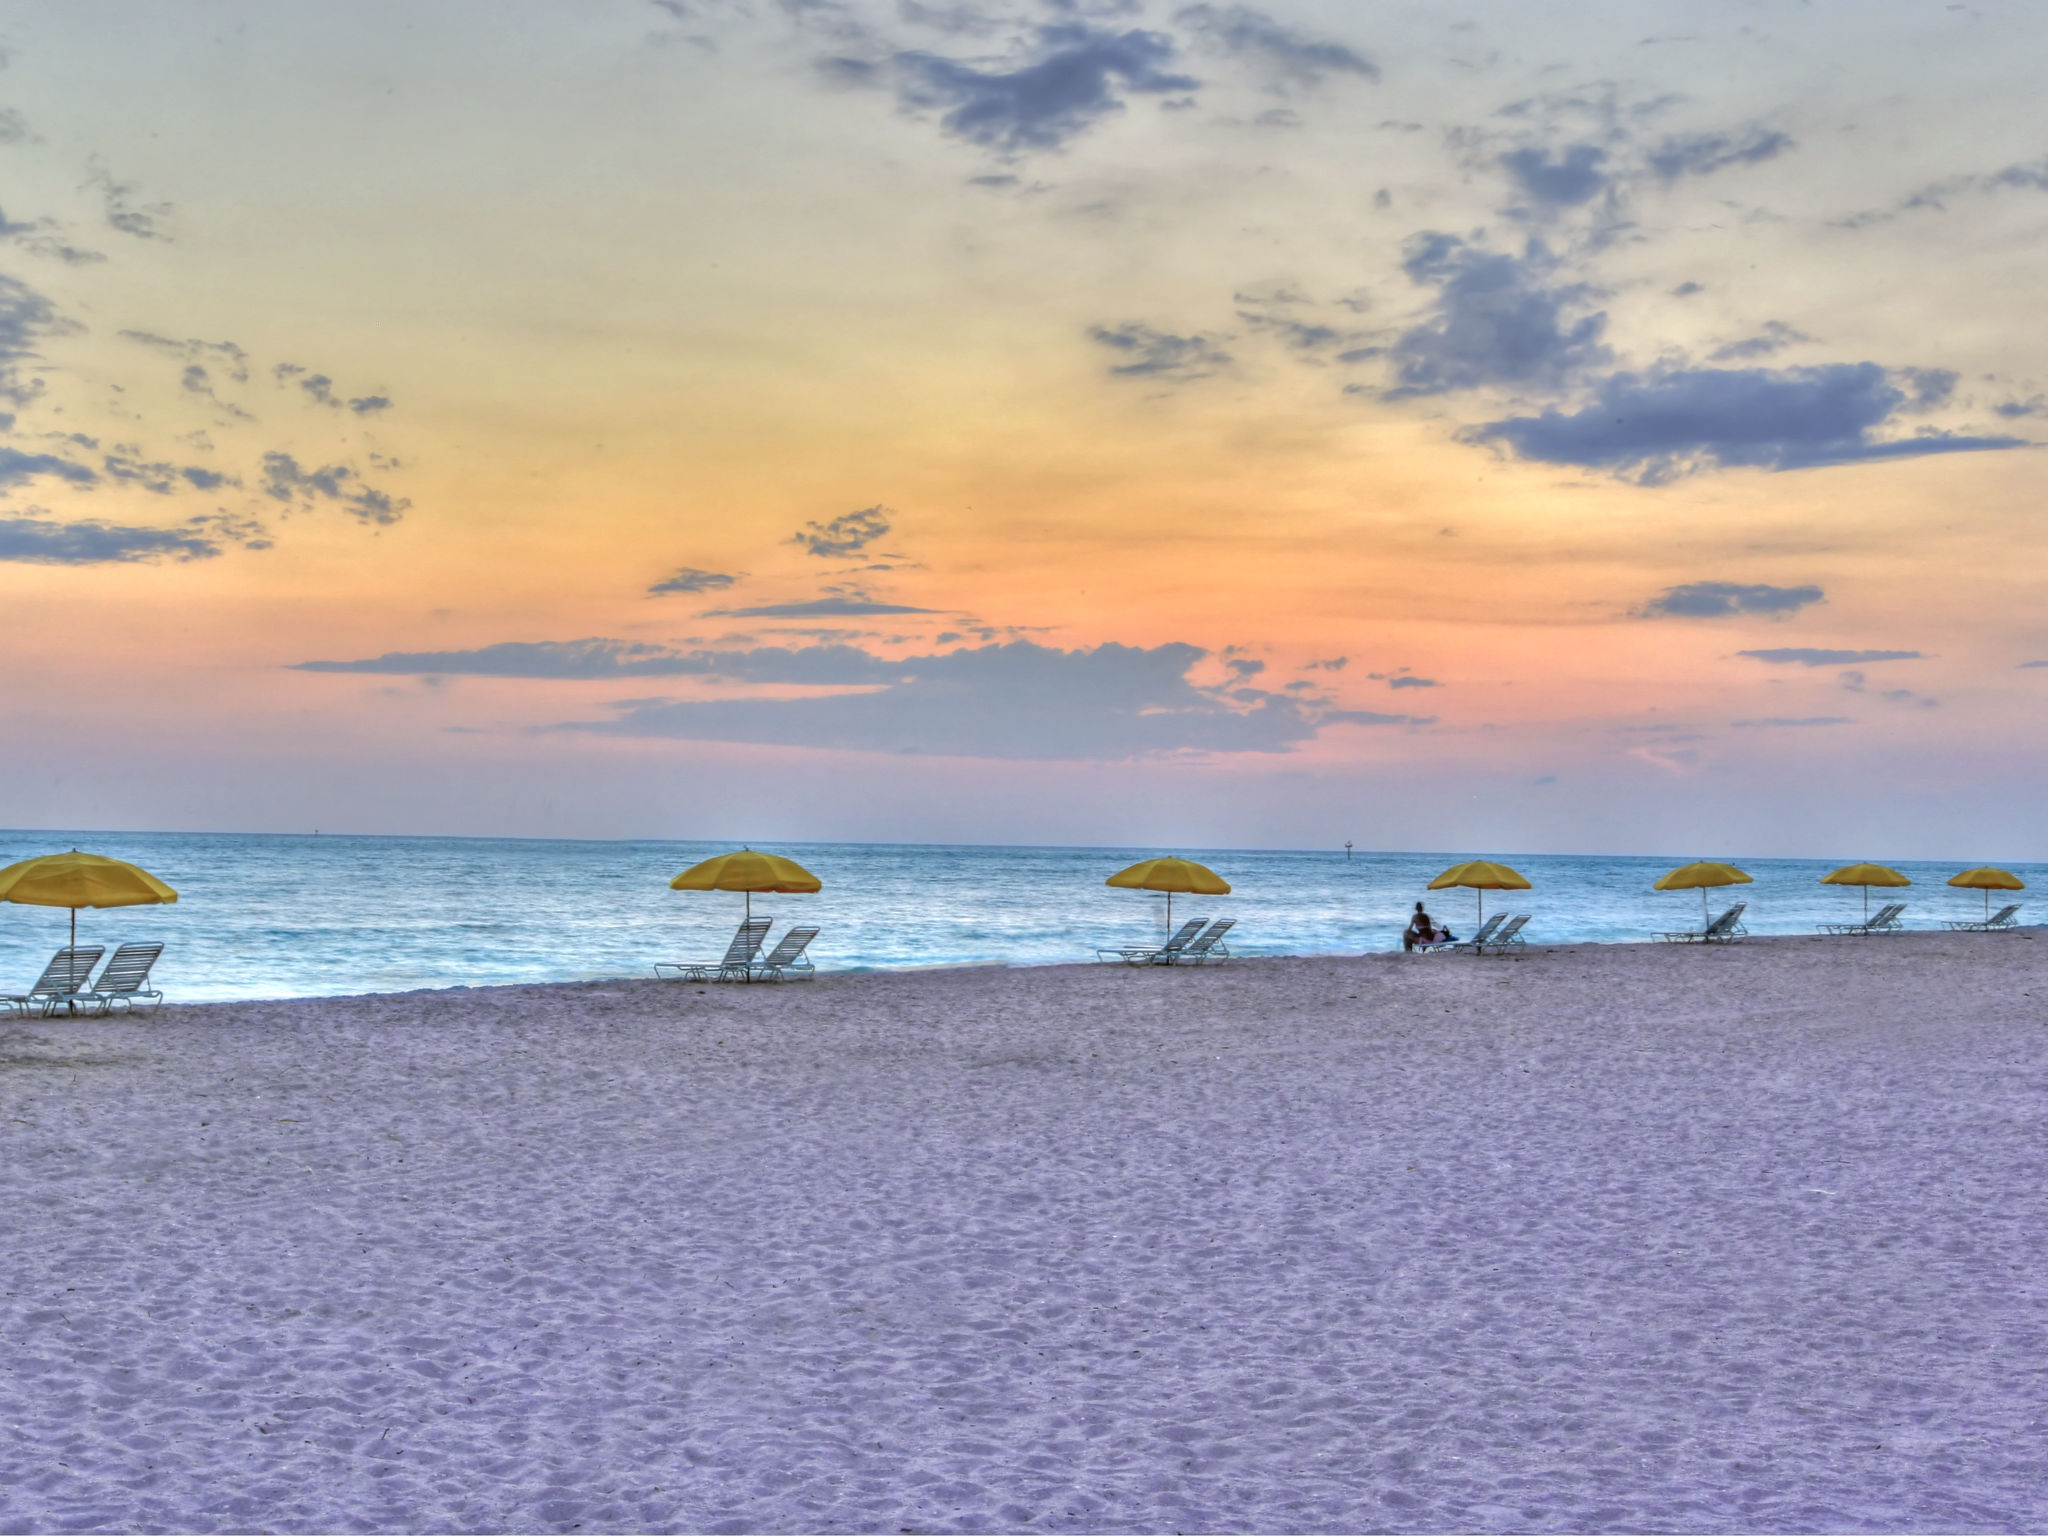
1819;901;1907;936
1944;904;2022;932
1657;902;1748;945
2;946;104;1018
1444;915;1504;954
70;942;165;1015
750;926;820;981
656;917;773;982
1174;919;1235;964
1098;918;1206;966
1481;913;1532;954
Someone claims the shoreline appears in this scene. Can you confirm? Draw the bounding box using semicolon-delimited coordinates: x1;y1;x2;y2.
66;922;2032;1013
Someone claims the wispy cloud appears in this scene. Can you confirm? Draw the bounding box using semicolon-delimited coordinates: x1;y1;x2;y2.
716;596;938;618
1089;322;1232;379
1730;716;1852;728
1739;647;1921;666
1642;581;1824;619
1172;5;1376;92
794;505;891;557
648;566;739;596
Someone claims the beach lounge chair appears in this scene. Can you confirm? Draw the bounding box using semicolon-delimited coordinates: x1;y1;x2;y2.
1;946;104;1018
1481;913;1532;954
1444;914;1504;955
750;926;820;981
1657;902;1749;945
1098;917;1206;966
1944;903;2023;932
1819;901;1907;937
69;942;166;1015
655;917;773;982
1175;918;1236;964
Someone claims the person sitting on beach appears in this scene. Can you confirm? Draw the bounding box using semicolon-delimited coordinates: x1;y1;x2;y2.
1403;902;1453;951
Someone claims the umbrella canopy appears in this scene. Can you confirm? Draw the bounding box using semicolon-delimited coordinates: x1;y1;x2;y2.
1654;860;1754;922
670;848;821;921
1820;861;1911;918
1427;859;1531;925
1948;865;2026;918
0;850;179;948
1106;856;1230;926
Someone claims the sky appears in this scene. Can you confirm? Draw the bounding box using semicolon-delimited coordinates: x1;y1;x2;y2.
0;0;2045;858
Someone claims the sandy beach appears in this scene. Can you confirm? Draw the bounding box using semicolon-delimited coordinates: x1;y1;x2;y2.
3;933;2046;1533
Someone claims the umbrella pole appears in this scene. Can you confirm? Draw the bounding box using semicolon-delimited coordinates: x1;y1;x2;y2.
69;906;76;950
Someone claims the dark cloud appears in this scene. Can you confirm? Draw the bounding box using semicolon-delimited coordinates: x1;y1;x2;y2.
1089;322;1232;379
1171;5;1376;90
1642;581;1824;619
1380;234;1609;398
1387;675;1439;689
295;638;903;684
0;513;222;564
794;505;891;557
2019;660;2048;669
1708;321;1813;363
1739;648;1922;667
570;639;1423;761
260;452;409;526
1645;128;1793;180
0;447;95;491
876;25;1198;154
0;273;69;406
717;597;938;618
1467;365;2026;483
1302;656;1347;671
1730;716;1851;728
1499;144;1609;207
648;566;739;596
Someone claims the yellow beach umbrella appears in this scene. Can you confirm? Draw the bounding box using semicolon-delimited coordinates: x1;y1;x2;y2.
1106;856;1230;927
1428;858;1531;926
669;848;822;922
1820;861;1911;919
1653;860;1754;924
1948;865;2025;919
0;849;179;949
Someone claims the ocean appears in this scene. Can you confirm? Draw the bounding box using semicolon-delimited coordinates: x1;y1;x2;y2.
0;830;2034;1004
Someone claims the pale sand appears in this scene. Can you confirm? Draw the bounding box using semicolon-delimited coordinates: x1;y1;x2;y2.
2;933;2046;1534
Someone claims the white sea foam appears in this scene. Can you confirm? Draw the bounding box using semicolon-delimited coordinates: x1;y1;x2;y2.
2;933;2045;1531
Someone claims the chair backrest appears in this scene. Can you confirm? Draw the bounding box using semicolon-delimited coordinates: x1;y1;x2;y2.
1158;918;1206;954
1491;914;1530;944
1185;918;1235;954
1461;914;1504;946
1705;902;1746;936
94;942;164;995
27;946;103;996
1987;904;2022;927
759;926;819;966
1870;902;1906;928
719;918;774;966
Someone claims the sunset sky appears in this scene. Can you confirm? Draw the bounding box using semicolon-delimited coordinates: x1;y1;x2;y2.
1;0;2044;857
